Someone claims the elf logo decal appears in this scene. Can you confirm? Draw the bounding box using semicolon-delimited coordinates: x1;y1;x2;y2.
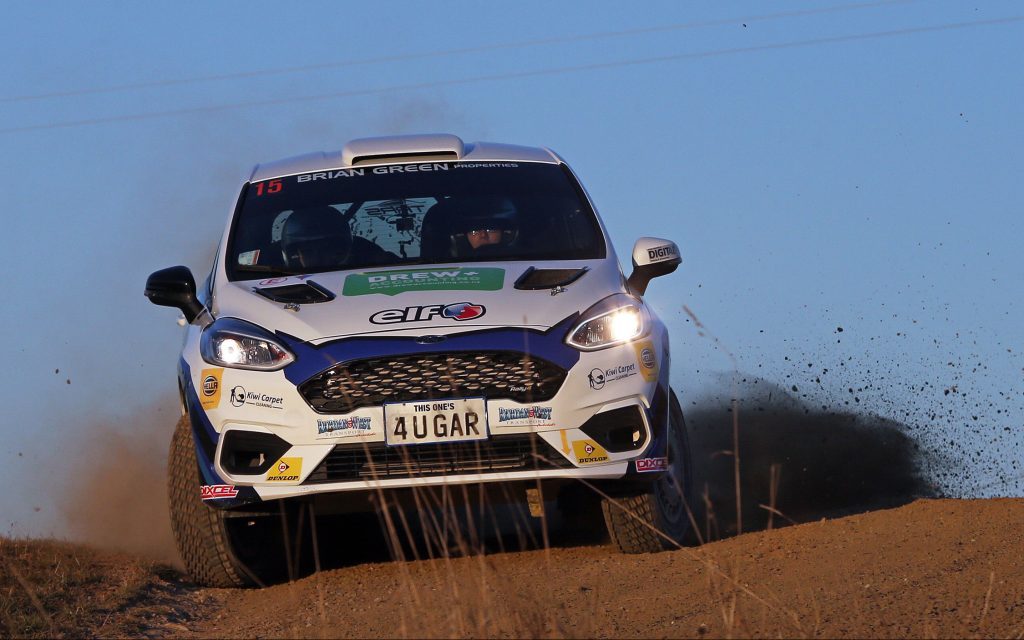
572;439;610;465
369;302;486;324
267;457;302;482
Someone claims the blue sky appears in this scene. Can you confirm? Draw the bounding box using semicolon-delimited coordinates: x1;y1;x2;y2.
1;0;1021;538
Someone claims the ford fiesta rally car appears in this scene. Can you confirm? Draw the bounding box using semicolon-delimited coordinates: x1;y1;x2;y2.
146;134;691;587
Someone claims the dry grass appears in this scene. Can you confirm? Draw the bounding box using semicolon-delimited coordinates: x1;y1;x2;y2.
0;536;197;639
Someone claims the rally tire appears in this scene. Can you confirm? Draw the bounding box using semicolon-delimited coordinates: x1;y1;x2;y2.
168;416;250;588
602;390;693;553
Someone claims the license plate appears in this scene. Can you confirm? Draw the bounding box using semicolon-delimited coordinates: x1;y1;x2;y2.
384;397;488;446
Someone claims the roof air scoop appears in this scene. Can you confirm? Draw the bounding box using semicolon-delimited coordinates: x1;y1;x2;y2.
343;133;465;166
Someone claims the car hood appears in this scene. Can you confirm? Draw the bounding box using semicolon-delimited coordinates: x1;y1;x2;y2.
212;260;625;344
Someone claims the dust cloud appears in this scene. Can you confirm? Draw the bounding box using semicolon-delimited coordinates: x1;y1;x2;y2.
55;396;181;566
684;376;940;540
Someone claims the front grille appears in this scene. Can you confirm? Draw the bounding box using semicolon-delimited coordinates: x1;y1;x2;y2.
299;351;567;413
304;435;573;484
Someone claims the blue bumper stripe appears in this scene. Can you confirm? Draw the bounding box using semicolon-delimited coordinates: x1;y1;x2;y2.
279;313;581;386
179;357;262;507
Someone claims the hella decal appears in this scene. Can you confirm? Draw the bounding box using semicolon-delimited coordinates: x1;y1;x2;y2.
199;368;223;410
634;339;658;383
369;302;486;324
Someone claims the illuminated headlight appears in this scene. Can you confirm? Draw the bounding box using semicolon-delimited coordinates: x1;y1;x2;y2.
200;318;294;370
567;301;645;350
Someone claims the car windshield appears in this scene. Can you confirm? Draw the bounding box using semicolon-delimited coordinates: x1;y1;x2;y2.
226;161;605;280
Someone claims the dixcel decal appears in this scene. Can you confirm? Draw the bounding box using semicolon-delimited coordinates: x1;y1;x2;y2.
229;385;284;410
369;302;485;324
267;457;302;482
200;484;238;500
636;457;668;473
634;339;658;383
343;267;504;296
572;440;610;465
496;406;555;427
316;416;373;438
199;368;223;410
588;363;637;390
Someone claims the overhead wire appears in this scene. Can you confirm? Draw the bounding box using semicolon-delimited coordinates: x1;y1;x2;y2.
1;14;1020;135
0;0;916;104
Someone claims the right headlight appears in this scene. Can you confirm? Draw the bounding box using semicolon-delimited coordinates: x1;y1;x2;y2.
566;297;647;351
200;317;295;370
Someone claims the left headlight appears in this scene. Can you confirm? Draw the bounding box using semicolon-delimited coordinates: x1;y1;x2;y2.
567;298;646;351
200;317;295;370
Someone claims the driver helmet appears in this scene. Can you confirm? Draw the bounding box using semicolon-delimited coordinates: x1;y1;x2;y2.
280;206;352;270
448;197;519;255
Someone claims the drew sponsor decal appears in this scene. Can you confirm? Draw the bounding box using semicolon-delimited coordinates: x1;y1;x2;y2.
343;267;504;297
267;457;302;482
229;385;284;410
635;457;668;473
199;368;223;409
634;339;658;383
370;302;485;324
647;244;679;262
316;416;373;438
572;439;610;465
496;405;554;427
200;484;238;500
587;363;638;390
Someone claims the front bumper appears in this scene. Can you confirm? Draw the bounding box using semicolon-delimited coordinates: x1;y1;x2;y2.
181;317;672;509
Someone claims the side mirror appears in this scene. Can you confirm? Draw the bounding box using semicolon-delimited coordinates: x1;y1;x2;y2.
145;266;204;323
626;237;681;296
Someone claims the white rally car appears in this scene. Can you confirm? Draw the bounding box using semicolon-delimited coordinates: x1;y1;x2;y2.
146;134;690;587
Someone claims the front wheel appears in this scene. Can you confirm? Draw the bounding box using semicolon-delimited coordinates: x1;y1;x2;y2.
168;416;251;587
602;390;693;553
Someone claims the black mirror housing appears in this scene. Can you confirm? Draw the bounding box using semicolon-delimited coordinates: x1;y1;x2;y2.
145;266;204;323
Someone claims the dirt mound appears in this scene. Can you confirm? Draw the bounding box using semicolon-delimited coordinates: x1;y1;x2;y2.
0;537;201;638
190;498;1024;638
10;498;1019;638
